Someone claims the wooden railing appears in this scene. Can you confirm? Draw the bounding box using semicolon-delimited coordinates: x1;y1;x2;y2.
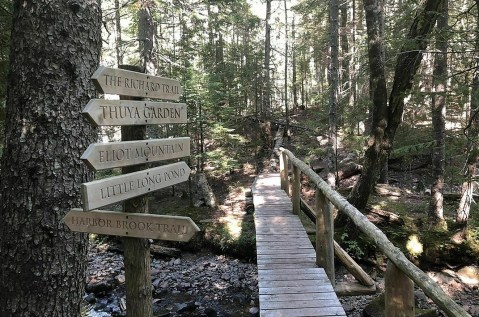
278;147;471;317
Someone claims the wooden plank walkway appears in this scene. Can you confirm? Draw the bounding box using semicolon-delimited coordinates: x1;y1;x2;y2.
252;173;346;317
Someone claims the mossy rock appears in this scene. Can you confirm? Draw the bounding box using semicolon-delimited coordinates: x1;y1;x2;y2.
363;293;438;317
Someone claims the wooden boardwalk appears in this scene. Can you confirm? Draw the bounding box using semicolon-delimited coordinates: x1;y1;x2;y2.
252;173;346;317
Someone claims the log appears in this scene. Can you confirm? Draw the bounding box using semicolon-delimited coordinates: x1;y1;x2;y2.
366;208;404;226
279;147;470;317
337;162;363;180
149;244;181;259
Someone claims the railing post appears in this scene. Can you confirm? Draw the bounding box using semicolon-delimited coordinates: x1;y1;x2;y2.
280;151;287;191
292;164;300;214
283;153;290;196
385;260;414;317
315;189;335;286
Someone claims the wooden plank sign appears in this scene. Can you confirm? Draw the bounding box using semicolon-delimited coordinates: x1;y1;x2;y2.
81;161;191;211
64;208;200;242
81;137;190;171
82;99;187;126
91;66;183;100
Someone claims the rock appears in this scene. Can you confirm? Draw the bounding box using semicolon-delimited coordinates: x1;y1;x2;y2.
84;293;96;304
115;274;125;284
249;307;259;316
176;301;196;313
173;258;182;265
204;307;218;317
457;266;479;285
85;280;114;295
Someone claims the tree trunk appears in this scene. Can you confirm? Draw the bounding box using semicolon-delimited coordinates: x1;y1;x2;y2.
457;0;479;225
328;0;340;188
428;0;448;225
340;1;350;127
348;0;388;210
0;1;101;315
115;0;123;66
138;0;156;75
349;0;443;210
263;0;272;119
284;0;290;137
292;17;298;112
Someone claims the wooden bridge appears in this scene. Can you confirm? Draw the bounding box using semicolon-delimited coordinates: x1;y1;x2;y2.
250;147;471;317
253;173;346;317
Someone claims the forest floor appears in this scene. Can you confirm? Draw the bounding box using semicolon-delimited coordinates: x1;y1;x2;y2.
84;108;479;316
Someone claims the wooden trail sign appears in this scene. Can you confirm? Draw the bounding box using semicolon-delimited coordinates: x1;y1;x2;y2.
81;137;190;171
82;99;187;126
63;208;200;242
91;66;183;100
81;161;191;211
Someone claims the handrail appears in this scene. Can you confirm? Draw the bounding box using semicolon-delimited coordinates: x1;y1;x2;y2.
278;147;470;317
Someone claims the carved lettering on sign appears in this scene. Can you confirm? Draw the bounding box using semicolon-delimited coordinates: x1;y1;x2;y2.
81;137;190;171
64;209;200;242
82;100;187;126
81;162;191;211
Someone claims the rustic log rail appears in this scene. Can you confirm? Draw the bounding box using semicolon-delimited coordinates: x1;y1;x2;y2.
278;147;470;317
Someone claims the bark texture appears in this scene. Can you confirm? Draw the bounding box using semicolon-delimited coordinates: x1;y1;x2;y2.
428;0;448;224
0;1;101;316
348;0;388;210
349;0;443;210
456;0;479;226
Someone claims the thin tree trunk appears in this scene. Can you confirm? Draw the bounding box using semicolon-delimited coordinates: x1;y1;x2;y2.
428;0;448;225
138;0;156;75
284;0;289;136
0;1;101;315
457;0;479;225
263;0;272;119
340;1;349;127
115;0;123;66
292;17;298;112
328;0;340;187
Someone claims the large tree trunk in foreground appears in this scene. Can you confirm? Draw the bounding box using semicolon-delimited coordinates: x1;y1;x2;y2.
0;1;101;315
348;0;443;210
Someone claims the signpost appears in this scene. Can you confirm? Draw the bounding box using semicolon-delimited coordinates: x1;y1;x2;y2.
81;137;190;171
66;65;193;317
82;99;187;126
64;209;199;242
91;66;183;100
81;161;191;211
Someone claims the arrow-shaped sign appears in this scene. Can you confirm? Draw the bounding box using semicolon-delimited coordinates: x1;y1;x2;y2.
82;99;187;126
81;161;191;211
81;137;190;171
91;66;183;100
64;208;200;242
